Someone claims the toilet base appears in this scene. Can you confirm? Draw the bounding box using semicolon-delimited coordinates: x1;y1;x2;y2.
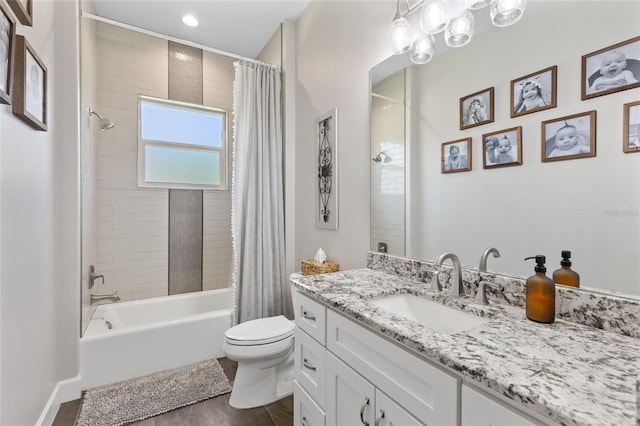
228;350;294;409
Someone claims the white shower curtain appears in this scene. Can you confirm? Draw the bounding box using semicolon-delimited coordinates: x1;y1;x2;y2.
231;61;291;324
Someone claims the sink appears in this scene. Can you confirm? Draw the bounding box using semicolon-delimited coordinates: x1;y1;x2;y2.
369;293;489;335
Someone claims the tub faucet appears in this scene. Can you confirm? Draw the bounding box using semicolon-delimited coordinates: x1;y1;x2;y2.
434;252;465;297
89;265;104;289
90;291;120;305
479;247;501;272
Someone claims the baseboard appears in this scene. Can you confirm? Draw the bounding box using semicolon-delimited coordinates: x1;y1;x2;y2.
36;375;82;426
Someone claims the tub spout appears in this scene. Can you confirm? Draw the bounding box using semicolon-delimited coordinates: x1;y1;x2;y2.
90;291;120;305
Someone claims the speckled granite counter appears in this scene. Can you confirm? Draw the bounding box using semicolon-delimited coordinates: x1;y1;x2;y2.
290;268;640;426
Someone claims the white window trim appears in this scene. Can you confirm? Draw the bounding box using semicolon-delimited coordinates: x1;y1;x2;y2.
137;95;229;190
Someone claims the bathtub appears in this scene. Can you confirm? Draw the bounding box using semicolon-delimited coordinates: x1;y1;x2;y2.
80;288;233;389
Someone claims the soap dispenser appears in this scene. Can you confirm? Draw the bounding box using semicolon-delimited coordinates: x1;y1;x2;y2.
524;255;555;324
552;250;580;288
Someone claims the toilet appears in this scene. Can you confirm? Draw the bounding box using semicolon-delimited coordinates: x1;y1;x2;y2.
222;315;295;409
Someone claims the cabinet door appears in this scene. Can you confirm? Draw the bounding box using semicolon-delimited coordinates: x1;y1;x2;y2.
374;389;424;426
462;385;538;426
295;328;327;409
294;382;325;426
326;352;375;426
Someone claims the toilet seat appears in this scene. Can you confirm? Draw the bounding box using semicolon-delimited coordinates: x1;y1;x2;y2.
225;315;294;346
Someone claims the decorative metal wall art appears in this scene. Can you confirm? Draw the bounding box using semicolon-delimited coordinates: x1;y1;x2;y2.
316;108;338;230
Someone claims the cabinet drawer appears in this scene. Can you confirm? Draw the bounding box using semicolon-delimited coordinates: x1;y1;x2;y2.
375;389;424;426
294;382;325;426
327;310;459;425
292;289;327;345
295;328;326;409
462;385;538;426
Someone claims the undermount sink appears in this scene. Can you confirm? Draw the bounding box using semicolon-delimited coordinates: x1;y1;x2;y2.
369;293;489;335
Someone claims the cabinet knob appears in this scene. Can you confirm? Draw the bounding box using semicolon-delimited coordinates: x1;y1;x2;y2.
302;310;317;321
375;409;386;426
360;396;370;426
303;358;317;371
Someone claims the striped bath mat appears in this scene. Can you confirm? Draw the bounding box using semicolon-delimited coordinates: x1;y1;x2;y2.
77;359;232;426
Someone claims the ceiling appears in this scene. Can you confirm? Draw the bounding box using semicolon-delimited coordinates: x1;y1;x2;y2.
92;0;312;59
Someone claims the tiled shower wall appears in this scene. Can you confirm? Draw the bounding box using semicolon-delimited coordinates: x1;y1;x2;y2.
370;70;405;255
93;22;233;301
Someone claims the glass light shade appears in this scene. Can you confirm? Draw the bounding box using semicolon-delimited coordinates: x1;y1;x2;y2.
466;0;493;10
445;9;475;48
410;35;435;65
491;0;526;27
420;0;450;35
389;16;414;55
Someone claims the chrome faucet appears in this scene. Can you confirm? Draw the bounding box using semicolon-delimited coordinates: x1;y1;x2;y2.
479;247;500;272
90;291;120;305
434;252;464;297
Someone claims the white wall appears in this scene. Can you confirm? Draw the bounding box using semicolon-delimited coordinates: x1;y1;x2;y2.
415;1;640;294
295;0;394;270
0;1;80;423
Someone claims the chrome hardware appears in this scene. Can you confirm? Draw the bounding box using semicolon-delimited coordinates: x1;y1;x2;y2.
433;271;443;292
360;397;370;426
90;291;120;305
434;252;465;298
88;265;104;289
303;358;317;371
301;415;308;426
479;247;501;272
476;281;489;305
375;409;386;426
302;311;316;321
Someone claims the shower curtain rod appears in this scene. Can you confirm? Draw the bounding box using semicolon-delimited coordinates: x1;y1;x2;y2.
81;12;278;69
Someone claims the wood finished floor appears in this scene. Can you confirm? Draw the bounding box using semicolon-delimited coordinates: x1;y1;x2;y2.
52;358;293;426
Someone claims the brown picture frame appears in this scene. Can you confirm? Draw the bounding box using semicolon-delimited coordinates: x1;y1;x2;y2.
581;36;640;100
7;0;31;26
0;1;16;104
510;65;557;118
542;111;596;162
482;126;523;169
12;35;46;131
623;100;640;153
441;138;472;174
460;87;494;130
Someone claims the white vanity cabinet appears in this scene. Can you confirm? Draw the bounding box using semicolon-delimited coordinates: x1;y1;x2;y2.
461;385;538;426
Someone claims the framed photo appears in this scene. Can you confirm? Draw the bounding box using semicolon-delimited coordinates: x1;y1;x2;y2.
623;100;640;153
542;111;596;162
316;108;338;230
7;0;31;26
582;36;640;100
441;138;471;174
0;1;16;104
510;66;557;118
12;35;47;131
460;87;494;130
483;126;522;169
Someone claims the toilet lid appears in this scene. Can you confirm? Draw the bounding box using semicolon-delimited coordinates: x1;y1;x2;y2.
225;315;294;346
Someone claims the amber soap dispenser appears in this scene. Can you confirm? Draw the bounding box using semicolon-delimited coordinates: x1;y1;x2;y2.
524;255;555;324
552;250;580;288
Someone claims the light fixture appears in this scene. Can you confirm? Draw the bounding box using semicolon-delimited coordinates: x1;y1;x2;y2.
445;9;475;48
389;0;527;65
182;14;198;27
88;108;115;131
490;0;526;27
389;0;413;55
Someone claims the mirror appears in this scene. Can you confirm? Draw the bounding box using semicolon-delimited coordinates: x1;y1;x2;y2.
370;1;640;297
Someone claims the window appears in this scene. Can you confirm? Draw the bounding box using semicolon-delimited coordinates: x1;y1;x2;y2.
138;95;228;190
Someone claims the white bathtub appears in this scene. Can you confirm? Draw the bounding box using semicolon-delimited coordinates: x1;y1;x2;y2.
80;288;233;389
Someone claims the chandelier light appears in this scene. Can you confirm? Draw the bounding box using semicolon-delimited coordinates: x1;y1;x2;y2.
390;0;527;65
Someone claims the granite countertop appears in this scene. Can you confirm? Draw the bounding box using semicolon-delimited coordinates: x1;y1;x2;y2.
290;268;640;426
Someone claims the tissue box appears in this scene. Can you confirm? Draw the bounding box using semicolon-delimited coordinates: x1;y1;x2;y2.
301;260;339;276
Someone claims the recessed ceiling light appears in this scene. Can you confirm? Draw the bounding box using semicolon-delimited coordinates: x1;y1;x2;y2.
182;14;198;27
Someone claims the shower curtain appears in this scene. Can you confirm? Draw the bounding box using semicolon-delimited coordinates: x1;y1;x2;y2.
231;61;291;324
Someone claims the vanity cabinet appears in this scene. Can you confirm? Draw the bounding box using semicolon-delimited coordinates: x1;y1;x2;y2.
461;385;537;426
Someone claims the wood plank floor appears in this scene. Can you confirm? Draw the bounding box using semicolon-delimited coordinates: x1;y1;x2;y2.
52;358;293;426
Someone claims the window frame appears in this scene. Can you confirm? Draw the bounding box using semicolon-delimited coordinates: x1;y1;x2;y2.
137;95;229;190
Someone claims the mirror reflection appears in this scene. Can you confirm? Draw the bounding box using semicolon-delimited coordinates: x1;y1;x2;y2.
370;1;640;297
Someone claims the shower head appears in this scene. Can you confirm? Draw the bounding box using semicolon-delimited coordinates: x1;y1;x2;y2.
88;108;115;131
372;151;386;162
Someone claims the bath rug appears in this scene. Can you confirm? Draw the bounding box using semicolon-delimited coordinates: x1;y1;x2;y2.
76;358;232;426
